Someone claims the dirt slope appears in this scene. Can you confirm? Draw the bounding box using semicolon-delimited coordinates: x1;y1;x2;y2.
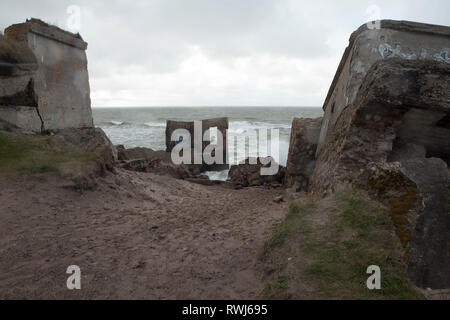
0;169;288;299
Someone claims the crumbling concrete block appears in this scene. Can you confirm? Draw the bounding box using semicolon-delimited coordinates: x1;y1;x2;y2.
400;158;450;289
0;106;42;132
307;57;449;289
282;20;450;289
165;117;228;172
311;58;450;193
1;18;93;131
284;117;322;191
0;32;40;132
228;157;285;188
317;20;450;155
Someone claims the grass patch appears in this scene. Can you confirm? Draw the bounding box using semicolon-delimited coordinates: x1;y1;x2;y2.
261;202;314;256
0;133;96;175
259;202;314;299
259;189;423;300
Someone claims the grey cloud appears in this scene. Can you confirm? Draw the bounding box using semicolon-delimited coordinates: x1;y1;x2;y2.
1;0;337;76
1;0;449;106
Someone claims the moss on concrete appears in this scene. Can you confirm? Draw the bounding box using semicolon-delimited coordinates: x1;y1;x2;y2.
368;169;421;248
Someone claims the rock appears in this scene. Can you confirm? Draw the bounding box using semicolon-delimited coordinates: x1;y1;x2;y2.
284;117;322;191
388;143;426;163
184;178;231;187
116;146;218;181
270;182;282;188
228;157;285;188
115;144;125;152
40;128;118;190
120;158;193;179
400;158;450;289
273;195;284;203
117;146;171;162
55;127;117;173
366;159;450;289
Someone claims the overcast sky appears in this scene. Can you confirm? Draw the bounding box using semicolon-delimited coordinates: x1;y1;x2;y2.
2;0;449;107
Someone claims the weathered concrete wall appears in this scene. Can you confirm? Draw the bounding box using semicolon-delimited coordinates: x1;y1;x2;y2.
312;58;450;194
0;33;41;132
0;106;42;132
284;117;322;191
317;20;450;155
282;20;450;289
2;18;93;131
310;58;450;289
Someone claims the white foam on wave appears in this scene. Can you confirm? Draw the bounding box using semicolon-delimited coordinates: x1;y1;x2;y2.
144;122;166;128
228;121;290;135
204;169;229;181
101;118;291;166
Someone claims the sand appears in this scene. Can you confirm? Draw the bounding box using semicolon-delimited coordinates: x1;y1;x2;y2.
0;169;288;299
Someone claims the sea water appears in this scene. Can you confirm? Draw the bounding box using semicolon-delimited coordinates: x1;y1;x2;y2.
92;107;323;180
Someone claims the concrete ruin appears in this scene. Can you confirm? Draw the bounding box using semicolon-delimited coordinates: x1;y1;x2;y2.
165;117;229;172
286;20;450;289
284;117;322;191
0;18;93;132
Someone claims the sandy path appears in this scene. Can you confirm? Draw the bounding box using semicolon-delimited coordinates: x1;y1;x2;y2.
0;169;287;299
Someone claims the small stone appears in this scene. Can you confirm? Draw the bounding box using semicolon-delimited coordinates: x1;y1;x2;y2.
273;195;284;203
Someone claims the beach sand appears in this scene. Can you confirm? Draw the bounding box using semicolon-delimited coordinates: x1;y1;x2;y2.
0;169;288;299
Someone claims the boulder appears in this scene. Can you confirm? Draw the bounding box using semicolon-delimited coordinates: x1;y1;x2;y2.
284;117;322;191
117;146;172;162
273;195;284;203
117;146;209;181
55;127;117;173
119;158;193;180
366;159;450;289
400;158;450;289
228;157;285;188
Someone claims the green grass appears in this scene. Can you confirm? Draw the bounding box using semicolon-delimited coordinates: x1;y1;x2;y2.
262;202;314;255
0;133;95;175
259;202;315;299
259;189;423;300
